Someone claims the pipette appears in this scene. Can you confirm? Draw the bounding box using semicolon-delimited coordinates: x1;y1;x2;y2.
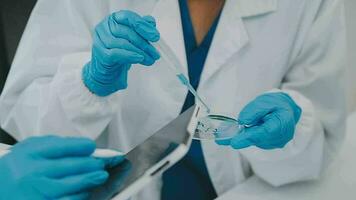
154;40;211;113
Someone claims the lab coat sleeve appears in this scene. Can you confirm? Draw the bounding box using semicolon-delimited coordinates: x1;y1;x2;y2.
0;143;10;158
239;0;347;186
0;0;121;140
0;143;10;151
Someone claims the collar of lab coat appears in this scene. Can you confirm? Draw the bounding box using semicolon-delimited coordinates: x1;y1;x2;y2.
152;0;278;85
237;0;279;18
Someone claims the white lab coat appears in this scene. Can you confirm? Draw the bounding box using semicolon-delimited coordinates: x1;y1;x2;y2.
0;0;347;199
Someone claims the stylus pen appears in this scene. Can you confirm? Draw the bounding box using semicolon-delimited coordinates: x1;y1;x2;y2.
0;148;124;158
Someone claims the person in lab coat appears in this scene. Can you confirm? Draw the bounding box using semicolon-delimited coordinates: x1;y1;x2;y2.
0;0;347;199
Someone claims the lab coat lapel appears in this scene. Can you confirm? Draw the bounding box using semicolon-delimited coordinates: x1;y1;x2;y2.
151;0;188;77
199;0;279;86
201;0;280;195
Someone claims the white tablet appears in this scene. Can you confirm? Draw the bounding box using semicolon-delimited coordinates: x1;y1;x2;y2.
89;106;196;200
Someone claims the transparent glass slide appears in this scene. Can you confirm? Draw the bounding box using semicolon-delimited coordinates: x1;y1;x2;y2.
188;106;245;141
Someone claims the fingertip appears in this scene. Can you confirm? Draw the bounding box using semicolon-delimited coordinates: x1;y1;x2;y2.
95;158;107;169
140;57;156;67
78;137;97;150
101;170;109;181
94;170;109;178
66;137;97;155
123;51;145;63
143;15;156;26
146;44;161;60
89;170;109;185
103;155;126;168
111;155;126;164
134;54;145;62
150;33;160;42
134;21;160;42
111;10;139;24
102;170;109;177
155;51;161;60
92;149;126;168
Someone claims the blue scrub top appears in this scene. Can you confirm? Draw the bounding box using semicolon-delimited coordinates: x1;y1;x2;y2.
161;0;222;199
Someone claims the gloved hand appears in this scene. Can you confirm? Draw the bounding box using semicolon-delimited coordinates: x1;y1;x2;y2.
82;10;161;96
0;136;124;200
217;92;302;149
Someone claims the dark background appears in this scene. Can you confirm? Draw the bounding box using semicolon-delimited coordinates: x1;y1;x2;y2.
0;0;37;144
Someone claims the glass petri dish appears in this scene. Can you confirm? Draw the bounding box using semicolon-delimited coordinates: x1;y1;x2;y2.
193;114;245;141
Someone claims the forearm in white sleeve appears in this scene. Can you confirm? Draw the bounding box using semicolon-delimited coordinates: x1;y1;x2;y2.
0;0;120;141
239;0;347;186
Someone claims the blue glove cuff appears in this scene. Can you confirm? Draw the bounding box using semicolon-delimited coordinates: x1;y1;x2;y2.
82;63;124;97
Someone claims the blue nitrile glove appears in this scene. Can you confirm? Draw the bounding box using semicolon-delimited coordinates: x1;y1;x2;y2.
0;136;124;200
82;10;161;97
217;92;302;150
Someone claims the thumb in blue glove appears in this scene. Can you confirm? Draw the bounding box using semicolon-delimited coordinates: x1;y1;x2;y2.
217;92;302;150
